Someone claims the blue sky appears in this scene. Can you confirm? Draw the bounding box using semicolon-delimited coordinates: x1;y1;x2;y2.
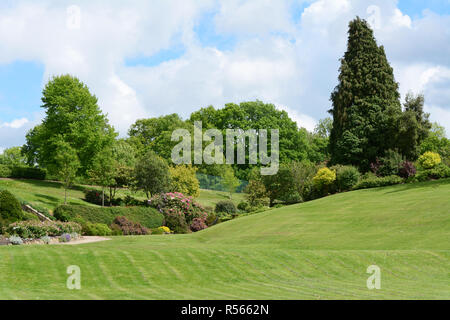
0;0;450;153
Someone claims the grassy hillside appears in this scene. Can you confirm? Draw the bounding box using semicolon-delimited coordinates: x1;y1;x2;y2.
0;178;244;212
0;179;449;299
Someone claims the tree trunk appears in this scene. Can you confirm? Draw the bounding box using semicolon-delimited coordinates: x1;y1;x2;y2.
64;187;67;205
102;188;105;207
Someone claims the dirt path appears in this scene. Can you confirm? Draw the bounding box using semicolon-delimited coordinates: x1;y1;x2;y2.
53;236;111;246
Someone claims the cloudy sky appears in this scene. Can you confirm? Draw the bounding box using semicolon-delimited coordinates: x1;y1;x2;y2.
0;0;450;153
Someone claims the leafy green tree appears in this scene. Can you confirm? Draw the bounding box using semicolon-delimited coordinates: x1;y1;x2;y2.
262;163;299;206
0;147;27;166
289;161;317;199
221;166;240;199
53;138;80;205
134;150;171;199
329;18;402;170
420;123;450;161
314;118;333;138
169;165;200;197
23;75;117;175
128;114;189;161
88;147;116;207
190;101;310;180
108;139;136;202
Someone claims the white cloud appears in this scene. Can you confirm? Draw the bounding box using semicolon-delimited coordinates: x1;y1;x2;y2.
215;0;295;35
0;0;449;145
0;118;29;129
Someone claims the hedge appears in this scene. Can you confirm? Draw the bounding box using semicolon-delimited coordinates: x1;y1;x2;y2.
53;205;164;229
0;165;47;180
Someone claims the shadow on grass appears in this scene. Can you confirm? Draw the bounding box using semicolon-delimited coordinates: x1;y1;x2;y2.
383;178;450;195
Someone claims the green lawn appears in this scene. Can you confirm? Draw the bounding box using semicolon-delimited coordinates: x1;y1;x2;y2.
0;179;449;299
0;178;244;213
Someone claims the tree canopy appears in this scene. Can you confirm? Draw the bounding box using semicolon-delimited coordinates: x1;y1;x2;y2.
23;75;117;176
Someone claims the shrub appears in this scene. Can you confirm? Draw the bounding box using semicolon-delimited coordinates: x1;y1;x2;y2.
110;216;148;236
0;190;24;223
148;192;209;233
151;227;164;235
237;201;251;212
215;200;237;214
313;167;336;195
163;209;189;234
398;161;416;179
244;179;269;207
9;235;23;245
0;165;12;178
4;220;82;239
335;166;360;191
148;192;208;225
84;223;112;236
84;190;109;206
59;233;71;243
354;175;403;190
205;213;217;226
159;226;171;234
370;150;403;177
41;236;51;244
414;164;450;182
190;218;208;232
418;152;441;169
54;205;164;229
9;167;46;180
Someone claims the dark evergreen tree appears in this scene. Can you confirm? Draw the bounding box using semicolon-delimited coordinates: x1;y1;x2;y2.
396;93;431;160
329;17;402;170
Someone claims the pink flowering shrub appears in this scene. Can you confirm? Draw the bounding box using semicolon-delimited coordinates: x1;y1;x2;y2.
148;192;208;233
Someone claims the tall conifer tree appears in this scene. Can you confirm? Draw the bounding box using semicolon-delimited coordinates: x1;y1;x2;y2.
329;18;402;169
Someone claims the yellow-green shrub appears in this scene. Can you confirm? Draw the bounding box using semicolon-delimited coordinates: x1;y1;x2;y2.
313;168;336;188
418;152;441;169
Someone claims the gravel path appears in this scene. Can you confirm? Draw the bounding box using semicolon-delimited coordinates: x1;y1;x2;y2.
54;236;111;245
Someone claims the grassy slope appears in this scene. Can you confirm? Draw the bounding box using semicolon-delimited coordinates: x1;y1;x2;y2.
0;179;244;212
0;179;449;299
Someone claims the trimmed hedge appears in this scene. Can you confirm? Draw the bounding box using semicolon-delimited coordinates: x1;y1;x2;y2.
354;175;403;190
0;166;47;180
53;205;164;229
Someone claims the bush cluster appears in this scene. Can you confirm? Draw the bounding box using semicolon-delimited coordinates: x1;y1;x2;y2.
53;205;164;229
110;216;149;235
215;200;237;215
148;192;208;233
0;190;24;228
418;152;441;169
334;165;360;192
414;163;450;182
4;220;81;239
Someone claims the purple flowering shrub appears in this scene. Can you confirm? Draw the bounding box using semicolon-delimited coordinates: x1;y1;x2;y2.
398;161;416;178
148;192;208;233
